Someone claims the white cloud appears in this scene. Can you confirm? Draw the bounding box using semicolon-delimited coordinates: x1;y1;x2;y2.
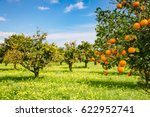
38;6;50;11
77;23;96;28
64;2;86;13
0;39;4;44
0;16;6;22
0;31;96;47
47;31;96;46
0;32;16;37
0;32;17;43
50;0;59;4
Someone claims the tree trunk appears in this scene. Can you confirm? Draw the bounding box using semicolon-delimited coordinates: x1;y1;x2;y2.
94;60;97;65
69;63;72;72
145;70;150;87
34;69;39;77
5;62;8;66
60;61;63;65
85;61;88;68
14;63;17;69
34;71;39;77
79;58;82;63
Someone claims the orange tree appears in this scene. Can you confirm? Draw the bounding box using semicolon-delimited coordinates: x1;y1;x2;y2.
20;32;58;77
64;41;78;72
4;32;58;77
95;0;150;84
3;34;26;68
3;49;23;69
77;41;93;68
0;43;5;63
57;47;65;65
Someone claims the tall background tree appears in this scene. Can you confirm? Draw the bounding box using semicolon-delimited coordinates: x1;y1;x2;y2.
4;34;26;68
78;41;93;68
64;41;78;72
0;43;5;64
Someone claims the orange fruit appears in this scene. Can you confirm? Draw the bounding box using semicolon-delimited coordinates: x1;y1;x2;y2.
101;55;107;62
140;19;148;26
109;38;116;44
94;51;99;55
133;1;140;7
104;71;108;76
120;50;127;56
106;50;112;56
125;35;130;41
133;23;141;29
106;41;111;45
121;0;127;6
117;67;124;73
116;52;120;57
134;11;138;15
119;60;127;67
104;66;107;70
116;3;122;9
140;6;145;10
97;60;101;63
148;19;150;24
98;51;103;55
111;50;117;55
105;61;109;65
128;47;136;53
128;72;132;76
91;57;95;61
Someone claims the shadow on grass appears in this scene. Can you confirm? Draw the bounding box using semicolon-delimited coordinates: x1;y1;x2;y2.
73;66;88;69
0;76;43;82
42;69;70;73
77;79;138;89
0;68;15;71
61;66;88;69
88;71;139;76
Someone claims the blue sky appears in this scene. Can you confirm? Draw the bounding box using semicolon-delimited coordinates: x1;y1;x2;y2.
0;0;114;46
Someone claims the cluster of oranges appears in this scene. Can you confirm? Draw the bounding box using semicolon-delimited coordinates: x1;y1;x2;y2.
94;51;103;55
90;57;95;61
133;19;150;29
117;1;147;16
102;35;137;75
116;1;150;29
97;1;149;76
118;60;127;73
101;0;149;77
116;1;144;10
107;38;117;45
116;0;127;9
90;51;103;62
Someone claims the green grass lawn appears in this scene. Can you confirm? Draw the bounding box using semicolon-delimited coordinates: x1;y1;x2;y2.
0;62;149;100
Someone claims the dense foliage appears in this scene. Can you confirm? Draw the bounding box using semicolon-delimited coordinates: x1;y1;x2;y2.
95;0;150;84
64;41;78;71
2;32;58;77
78;41;93;68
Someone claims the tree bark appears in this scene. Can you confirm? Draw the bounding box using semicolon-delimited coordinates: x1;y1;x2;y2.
60;61;63;65
5;62;8;66
69;63;72;72
14;63;17;69
145;70;150;87
34;68;39;77
85;60;88;68
94;60;97;65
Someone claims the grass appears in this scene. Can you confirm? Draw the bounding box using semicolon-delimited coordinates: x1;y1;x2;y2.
0;62;150;100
